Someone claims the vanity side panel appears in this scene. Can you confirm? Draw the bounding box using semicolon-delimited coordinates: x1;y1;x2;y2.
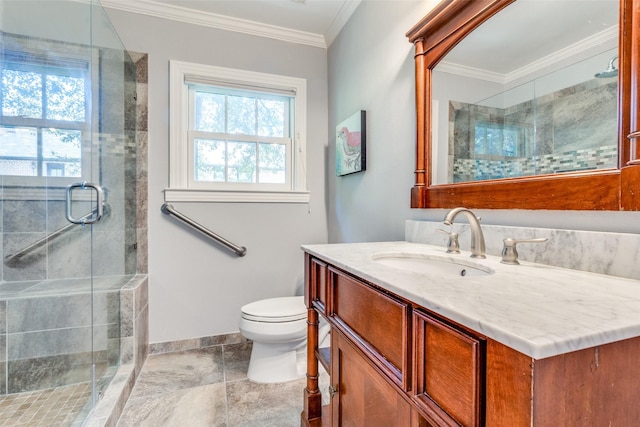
485;339;533;427
532;336;640;426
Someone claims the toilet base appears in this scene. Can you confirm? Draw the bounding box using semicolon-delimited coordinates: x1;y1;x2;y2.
246;341;306;383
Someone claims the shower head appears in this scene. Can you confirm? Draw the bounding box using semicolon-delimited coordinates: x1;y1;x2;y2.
595;56;618;78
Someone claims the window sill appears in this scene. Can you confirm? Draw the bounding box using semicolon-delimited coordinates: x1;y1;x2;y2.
164;188;310;203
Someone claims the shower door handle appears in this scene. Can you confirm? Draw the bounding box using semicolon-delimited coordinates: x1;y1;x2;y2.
66;182;105;225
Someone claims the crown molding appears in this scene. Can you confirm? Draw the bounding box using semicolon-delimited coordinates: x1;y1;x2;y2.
506;26;618;83
100;0;328;48
436;62;505;84
325;0;361;46
439;26;618;85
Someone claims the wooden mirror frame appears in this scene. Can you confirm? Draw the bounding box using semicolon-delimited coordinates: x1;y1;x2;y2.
406;0;640;210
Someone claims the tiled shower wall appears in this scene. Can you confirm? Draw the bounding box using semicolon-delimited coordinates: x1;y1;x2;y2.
450;78;618;182
120;51;149;378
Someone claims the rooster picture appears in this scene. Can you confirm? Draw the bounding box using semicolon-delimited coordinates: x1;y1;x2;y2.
338;127;361;155
336;111;366;175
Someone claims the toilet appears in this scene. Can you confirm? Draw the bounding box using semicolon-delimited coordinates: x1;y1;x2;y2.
239;296;309;383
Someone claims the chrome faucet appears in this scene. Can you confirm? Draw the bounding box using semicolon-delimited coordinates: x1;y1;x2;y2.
443;207;486;259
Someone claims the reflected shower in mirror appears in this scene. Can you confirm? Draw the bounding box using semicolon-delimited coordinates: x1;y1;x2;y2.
430;0;619;185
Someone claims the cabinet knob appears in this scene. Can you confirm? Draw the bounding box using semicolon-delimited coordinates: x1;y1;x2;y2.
328;385;338;398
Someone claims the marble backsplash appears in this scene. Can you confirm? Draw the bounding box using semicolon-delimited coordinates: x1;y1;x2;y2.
406;220;640;281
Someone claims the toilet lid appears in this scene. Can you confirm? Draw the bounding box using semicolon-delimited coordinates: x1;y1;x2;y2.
241;296;306;323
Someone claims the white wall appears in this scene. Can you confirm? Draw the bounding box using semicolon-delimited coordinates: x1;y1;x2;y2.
327;0;640;244
328;0;439;243
104;10;329;343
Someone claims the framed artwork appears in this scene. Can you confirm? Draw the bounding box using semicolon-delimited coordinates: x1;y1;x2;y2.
336;110;366;176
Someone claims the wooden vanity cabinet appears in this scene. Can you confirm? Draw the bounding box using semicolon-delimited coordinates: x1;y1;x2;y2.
301;253;640;427
303;253;485;427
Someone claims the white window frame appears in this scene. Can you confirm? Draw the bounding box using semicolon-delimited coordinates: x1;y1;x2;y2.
186;85;293;191
167;60;309;203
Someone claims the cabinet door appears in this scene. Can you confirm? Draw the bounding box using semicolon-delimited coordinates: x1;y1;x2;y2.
413;310;485;427
331;329;411;427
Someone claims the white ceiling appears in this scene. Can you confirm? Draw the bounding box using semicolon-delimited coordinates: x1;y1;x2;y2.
101;0;361;47
102;0;619;65
441;1;618;78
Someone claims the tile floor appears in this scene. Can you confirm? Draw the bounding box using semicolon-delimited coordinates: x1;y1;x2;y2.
116;342;324;427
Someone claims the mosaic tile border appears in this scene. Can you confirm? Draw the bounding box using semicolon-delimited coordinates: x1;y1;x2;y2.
452;145;617;181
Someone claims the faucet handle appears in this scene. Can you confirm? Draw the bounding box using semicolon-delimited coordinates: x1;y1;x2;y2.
501;237;548;265
437;229;461;254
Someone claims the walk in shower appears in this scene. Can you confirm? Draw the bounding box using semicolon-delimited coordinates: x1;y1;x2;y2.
1;0;139;424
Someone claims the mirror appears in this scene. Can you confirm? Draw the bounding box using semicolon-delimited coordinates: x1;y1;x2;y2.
432;1;618;184
406;0;640;210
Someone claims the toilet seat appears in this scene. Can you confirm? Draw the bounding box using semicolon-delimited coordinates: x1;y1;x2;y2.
241;296;306;323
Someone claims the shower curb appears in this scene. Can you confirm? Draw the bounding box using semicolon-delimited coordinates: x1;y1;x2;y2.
83;363;136;427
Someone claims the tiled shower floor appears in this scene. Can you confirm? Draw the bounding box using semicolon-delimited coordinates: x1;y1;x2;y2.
0;382;91;426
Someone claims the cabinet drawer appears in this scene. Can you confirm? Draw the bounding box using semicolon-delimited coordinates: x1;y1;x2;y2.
413;310;485;427
305;255;327;315
329;266;411;389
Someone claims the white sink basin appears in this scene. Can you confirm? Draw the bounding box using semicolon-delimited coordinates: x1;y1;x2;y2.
372;252;494;278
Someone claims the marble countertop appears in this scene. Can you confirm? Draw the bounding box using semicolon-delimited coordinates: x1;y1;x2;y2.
302;241;640;360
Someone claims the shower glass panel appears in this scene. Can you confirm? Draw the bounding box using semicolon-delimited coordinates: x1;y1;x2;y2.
1;0;137;424
434;47;618;184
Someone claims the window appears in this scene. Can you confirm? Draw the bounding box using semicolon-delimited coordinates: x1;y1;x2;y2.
0;52;89;178
474;122;522;158
168;61;308;203
189;86;291;187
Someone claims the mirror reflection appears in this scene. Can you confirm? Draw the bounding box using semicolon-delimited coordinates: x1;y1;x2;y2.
431;1;619;185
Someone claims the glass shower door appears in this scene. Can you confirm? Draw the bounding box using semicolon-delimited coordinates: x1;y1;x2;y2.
1;0;136;424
